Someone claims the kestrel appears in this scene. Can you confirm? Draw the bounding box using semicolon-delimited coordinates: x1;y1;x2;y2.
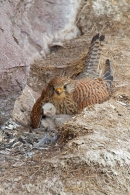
30;34;113;128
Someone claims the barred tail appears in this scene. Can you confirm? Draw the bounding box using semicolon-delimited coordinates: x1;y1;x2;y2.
102;59;113;92
83;33;105;78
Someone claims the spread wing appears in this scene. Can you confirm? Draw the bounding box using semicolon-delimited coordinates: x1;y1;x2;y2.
102;59;113;92
78;34;105;79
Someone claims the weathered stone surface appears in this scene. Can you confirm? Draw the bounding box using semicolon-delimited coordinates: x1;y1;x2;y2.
12;85;39;126
0;0;81;125
0;1;29;125
11;0;81;63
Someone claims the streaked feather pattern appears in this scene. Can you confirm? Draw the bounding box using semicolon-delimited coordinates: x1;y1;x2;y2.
78;34;105;78
30;34;113;128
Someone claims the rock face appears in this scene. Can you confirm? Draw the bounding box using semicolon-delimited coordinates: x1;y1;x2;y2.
13;85;39;126
0;0;81;125
0;1;29;125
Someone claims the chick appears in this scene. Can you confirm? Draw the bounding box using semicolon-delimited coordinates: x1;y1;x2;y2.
41;103;71;128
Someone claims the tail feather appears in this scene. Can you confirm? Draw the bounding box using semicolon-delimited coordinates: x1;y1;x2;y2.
99;35;105;42
102;59;113;92
91;33;100;44
80;34;105;78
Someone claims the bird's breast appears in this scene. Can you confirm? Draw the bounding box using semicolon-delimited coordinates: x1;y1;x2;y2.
53;92;66;100
48;94;76;115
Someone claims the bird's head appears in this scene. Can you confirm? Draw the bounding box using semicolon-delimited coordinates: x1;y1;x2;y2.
42;102;56;117
48;76;76;98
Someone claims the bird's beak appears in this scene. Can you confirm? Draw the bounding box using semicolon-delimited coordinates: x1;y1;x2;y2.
43;111;46;115
44;111;49;115
55;88;63;95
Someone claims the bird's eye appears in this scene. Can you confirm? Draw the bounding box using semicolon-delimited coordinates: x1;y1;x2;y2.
52;86;55;90
50;85;55;92
50;108;52;110
64;85;67;89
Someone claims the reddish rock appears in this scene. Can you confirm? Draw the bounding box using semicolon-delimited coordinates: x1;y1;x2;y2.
0;1;29;125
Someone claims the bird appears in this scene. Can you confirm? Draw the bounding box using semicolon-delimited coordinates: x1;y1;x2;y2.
30;34;113;128
40;103;56;129
42;102;56;118
41;102;72;129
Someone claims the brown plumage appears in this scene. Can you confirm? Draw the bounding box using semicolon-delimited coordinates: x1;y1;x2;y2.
78;33;105;79
30;34;113;128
